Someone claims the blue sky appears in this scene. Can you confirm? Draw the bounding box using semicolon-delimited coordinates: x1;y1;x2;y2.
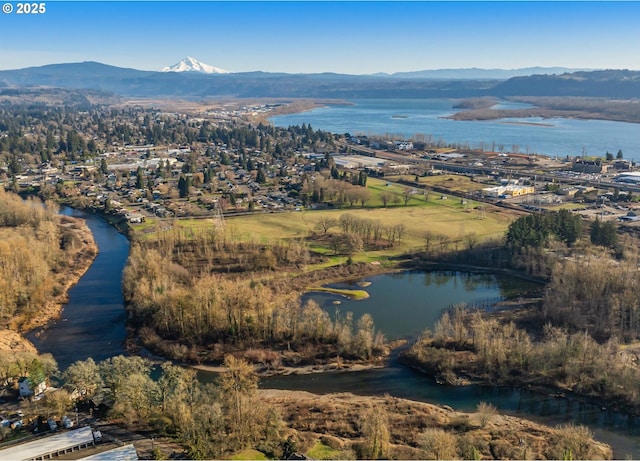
1;1;639;74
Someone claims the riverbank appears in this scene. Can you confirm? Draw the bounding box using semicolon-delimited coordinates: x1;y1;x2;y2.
399;307;640;418
0;213;98;356
0;330;37;354
260;389;613;460
448;96;640;124
17;209;633;457
193;360;389;377
19;215;98;333
246;98;351;124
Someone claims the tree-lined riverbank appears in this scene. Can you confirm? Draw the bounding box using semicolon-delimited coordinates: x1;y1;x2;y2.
0;190;97;347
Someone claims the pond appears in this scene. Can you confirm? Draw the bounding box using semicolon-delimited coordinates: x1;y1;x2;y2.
303;270;540;340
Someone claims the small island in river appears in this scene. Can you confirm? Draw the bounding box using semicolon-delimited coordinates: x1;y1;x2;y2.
448;96;640;123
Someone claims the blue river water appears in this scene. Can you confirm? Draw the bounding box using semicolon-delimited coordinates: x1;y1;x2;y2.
26;208;129;370
270;99;640;160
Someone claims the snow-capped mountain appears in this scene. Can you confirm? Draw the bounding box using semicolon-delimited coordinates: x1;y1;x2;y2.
162;57;229;74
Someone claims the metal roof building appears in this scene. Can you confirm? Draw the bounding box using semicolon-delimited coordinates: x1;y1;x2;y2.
0;426;96;460
79;443;139;461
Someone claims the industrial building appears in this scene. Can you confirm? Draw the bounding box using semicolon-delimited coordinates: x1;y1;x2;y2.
482;184;535;198
0;426;99;460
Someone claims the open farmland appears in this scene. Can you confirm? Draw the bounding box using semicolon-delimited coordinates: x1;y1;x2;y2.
385;174;489;194
133;193;521;267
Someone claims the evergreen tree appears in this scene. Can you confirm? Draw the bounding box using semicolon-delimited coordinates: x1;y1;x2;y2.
591;218;618;247
553;209;583;247
358;171;368;187
506;214;550;249
135;166;144;189
331;165;340;180
178;175;191;198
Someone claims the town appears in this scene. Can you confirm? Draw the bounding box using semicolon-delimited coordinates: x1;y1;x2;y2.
2;102;639;229
1;98;639;460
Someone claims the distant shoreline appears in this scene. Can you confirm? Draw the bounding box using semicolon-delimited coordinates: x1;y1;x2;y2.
448;96;640;124
499;120;554;127
249;98;352;123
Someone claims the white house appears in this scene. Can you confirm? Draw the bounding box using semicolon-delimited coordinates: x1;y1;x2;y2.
18;376;46;398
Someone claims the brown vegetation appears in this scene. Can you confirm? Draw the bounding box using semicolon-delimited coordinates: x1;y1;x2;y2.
542;254;640;341
449;97;640;124
123;225;388;366
0;189;97;332
56;354;613;460
403;305;640;414
260;389;611;460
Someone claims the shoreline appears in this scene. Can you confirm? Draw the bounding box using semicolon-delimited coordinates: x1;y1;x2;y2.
247;98;351;124
193;361;387;377
447;108;640;124
1;215;98;354
499;120;555;127
24;216;98;331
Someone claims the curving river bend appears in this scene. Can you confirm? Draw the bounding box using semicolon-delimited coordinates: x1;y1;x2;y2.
28;209;640;458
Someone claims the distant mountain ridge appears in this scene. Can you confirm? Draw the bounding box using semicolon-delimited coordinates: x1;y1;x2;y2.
382;67;593;80
0;61;638;100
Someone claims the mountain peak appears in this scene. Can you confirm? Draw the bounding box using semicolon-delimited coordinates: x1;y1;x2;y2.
162;57;229;74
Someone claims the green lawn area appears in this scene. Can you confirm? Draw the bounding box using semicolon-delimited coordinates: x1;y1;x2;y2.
308;287;370;300
366;176;417;207
130;177;521;266
159;197;517;256
306;441;352;460
230;449;270;460
226;204;509;245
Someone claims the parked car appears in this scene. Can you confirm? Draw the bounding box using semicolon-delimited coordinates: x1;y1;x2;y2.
47;418;57;431
61;415;74;429
10;419;22;430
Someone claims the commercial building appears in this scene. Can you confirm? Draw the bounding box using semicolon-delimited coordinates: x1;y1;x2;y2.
482;184;535;198
0;426;98;460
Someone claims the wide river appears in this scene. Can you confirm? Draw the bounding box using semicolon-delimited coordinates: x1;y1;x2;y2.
28;209;640;458
270;99;640;161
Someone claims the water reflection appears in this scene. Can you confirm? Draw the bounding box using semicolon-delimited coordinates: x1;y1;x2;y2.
258;366;640;458
26;208;129;370
304;270;539;340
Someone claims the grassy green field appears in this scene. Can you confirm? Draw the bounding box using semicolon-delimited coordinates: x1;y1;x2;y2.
227;197;514;247
230;449;270;460
130;175;522;268
306;441;352;460
384;174;489;194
